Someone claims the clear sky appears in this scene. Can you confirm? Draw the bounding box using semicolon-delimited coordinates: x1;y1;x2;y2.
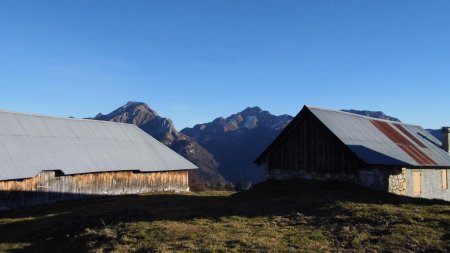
0;0;449;130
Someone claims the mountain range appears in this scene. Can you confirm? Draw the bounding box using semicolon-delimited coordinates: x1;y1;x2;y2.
181;106;292;184
92;102;443;186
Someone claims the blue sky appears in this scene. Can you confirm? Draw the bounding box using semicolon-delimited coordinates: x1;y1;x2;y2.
0;0;449;129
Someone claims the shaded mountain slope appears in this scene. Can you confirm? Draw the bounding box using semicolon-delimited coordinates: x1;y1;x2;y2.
427;129;442;141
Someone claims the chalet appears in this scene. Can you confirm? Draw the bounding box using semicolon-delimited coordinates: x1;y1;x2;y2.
0;110;197;209
255;106;450;201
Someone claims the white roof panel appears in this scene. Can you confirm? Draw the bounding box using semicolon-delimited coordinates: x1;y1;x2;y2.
0;110;197;180
0;113;26;136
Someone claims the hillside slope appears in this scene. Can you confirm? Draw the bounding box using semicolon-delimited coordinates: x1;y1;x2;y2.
1;180;449;252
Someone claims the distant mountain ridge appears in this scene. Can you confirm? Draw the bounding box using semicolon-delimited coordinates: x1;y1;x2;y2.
427;129;442;141
181;106;293;184
341;109;401;122
91;102;442;186
182;107;292;136
93;101;225;184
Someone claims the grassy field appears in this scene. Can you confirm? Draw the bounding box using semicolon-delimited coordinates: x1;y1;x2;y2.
0;180;449;253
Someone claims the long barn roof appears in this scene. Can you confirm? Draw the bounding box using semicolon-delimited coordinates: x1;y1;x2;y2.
0;110;197;181
308;106;450;167
256;106;450;167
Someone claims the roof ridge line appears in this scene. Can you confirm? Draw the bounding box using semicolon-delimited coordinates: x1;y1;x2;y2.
305;105;422;128
0;109;135;126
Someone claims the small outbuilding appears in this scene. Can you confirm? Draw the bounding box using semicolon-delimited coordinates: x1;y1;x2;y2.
0;109;197;209
255;106;450;201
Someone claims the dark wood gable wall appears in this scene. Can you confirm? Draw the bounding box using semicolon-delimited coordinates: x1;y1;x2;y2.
267;109;362;174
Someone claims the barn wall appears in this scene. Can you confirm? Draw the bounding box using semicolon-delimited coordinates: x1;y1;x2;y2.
266;109;362;179
268;166;401;192
0;170;189;209
404;168;450;201
359;167;450;201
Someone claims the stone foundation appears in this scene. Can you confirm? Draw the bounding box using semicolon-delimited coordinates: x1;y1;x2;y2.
267;167;450;201
267;167;406;193
267;169;358;183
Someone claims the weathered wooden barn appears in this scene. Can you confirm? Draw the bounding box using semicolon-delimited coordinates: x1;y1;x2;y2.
255;106;450;201
0;110;197;209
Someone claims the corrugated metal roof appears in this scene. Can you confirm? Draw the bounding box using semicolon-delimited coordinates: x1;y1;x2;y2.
0;110;197;181
307;106;450;167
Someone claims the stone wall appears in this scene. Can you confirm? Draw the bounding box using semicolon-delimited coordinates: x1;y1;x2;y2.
404;168;450;201
388;168;407;195
267;167;399;192
267;169;358;183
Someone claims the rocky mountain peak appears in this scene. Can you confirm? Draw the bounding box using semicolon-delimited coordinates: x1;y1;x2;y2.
94;102;178;145
94;113;104;118
239;106;263;116
119;101;159;117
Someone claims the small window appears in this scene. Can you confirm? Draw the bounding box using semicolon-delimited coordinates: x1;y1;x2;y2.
413;172;421;196
442;170;448;190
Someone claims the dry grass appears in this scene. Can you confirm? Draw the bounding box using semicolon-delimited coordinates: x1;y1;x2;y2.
0;180;449;252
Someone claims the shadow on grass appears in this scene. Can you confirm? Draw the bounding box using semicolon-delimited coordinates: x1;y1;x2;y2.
0;179;448;252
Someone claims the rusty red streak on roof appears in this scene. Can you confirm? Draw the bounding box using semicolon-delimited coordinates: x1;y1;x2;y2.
393;123;427;148
370;120;436;166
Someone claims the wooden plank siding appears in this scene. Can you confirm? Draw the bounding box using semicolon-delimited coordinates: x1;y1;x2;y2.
267;109;362;174
0;170;189;209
